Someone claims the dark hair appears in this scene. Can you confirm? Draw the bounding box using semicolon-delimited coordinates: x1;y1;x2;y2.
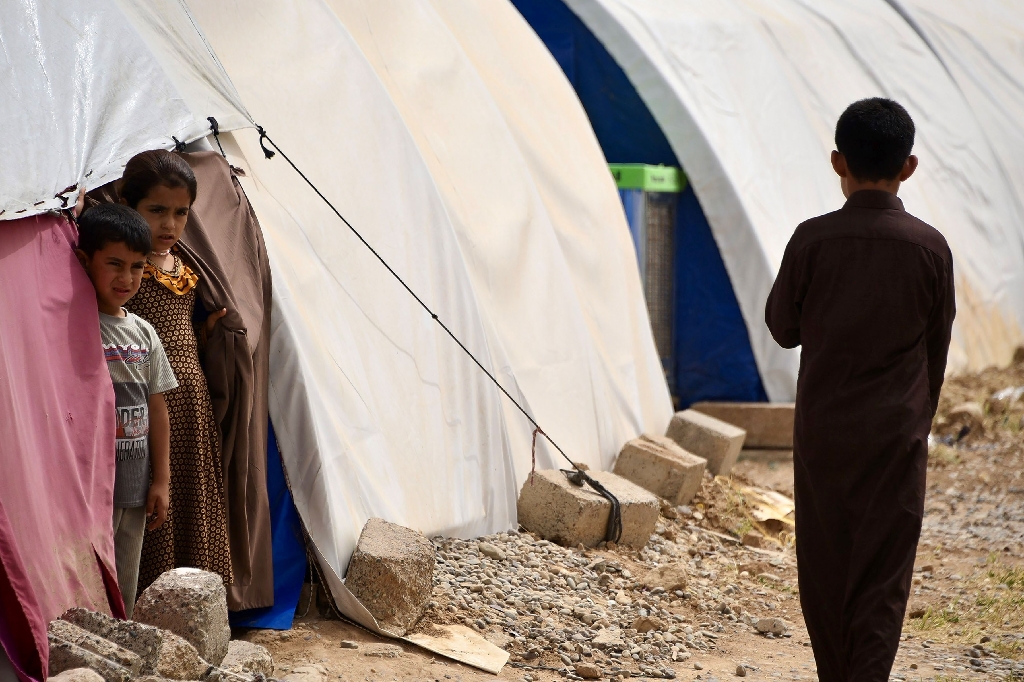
77;203;152;256
835;98;915;181
119;149;198;209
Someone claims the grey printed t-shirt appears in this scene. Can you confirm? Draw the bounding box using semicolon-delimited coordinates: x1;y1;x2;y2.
100;310;177;508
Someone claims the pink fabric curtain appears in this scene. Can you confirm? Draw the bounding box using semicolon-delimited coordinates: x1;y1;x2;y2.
0;214;122;682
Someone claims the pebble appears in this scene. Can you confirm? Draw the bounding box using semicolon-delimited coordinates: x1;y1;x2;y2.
735;665;747;677
338;640;359;649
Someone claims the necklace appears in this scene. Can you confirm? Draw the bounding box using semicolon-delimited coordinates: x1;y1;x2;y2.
151;249;171;256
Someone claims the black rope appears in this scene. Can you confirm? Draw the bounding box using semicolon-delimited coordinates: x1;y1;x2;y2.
207;117;227;157
171;136;187;153
253;125;622;542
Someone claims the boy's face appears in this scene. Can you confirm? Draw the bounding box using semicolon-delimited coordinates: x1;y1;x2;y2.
76;242;147;317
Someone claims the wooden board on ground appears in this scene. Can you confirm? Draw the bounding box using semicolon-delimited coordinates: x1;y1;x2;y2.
404;624;511;675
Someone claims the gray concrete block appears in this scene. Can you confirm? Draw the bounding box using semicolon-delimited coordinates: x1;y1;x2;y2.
134;568;230;666
344;518;435;636
612;434;706;506
691;402;793;449
665;409;746;476
220;640;274;677
517;469;659;549
60;608;163;674
47;621;142;677
47;637;131;682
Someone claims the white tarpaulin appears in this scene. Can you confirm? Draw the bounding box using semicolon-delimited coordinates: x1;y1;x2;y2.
563;0;1024;399
0;0;249;218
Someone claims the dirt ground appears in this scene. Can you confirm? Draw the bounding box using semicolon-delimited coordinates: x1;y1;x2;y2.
236;357;1024;682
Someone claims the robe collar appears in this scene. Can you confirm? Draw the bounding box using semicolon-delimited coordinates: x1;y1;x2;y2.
843;189;905;211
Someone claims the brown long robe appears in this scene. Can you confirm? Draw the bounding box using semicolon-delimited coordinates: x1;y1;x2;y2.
765;190;955;682
177;151;275;610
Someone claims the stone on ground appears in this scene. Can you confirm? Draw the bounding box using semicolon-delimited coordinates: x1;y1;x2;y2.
517;470;659;549
133;568;231;666
640;563;688;592
344;518;435;636
47;637;131;682
361;643;404;658
755;617;787;636
47;669;106;682
153;631;211;681
47;621;143;676
691;402;794;449
631;615;666;633
575;662;602;679
665;409;746;476
60;608;163;674
219;640;274;677
612;434;706;505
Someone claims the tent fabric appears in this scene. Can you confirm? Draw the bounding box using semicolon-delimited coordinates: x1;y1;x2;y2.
177;152;275;611
0;0;250;219
558;0;1024;399
0;214;124;681
182;0;672;613
229;421;306;630
511;0;768;406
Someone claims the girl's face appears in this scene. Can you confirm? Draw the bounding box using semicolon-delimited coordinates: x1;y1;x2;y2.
133;184;192;252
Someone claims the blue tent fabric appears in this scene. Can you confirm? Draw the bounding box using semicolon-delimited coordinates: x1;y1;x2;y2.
229;421;307;629
511;0;768;406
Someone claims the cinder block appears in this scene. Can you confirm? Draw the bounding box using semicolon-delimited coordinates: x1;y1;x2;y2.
517;469;659;549
47;621;143;676
61;609;163;674
612;434;706;505
665;409;746;476
691;402;794;449
48;637;132;682
133;568;230;666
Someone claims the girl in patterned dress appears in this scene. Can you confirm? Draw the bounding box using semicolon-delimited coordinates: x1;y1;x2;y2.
120;150;234;591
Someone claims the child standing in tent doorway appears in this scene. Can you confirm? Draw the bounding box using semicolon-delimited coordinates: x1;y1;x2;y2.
765;98;956;682
119;150;235;592
75;203;178;617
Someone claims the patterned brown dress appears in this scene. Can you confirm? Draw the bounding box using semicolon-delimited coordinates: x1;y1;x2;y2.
127;253;234;590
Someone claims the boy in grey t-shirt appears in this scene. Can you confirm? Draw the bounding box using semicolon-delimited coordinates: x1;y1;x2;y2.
76;204;177;616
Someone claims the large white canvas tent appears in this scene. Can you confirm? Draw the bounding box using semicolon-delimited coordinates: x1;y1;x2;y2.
518;0;1024;403
1;0;670;657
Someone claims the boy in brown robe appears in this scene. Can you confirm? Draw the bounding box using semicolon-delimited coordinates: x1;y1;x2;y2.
765;98;956;682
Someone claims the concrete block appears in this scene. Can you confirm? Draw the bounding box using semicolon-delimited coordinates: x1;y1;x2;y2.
691;402;794;449
612;434;706;505
47;637;131;682
47;621;142;677
61;608;163;674
154;632;211;681
517;469;659;549
220;641;274;677
737;448;793;463
134;568;230;666
665;409;746;476
344;518;435;636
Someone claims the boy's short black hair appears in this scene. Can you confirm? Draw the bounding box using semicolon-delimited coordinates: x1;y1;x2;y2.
77;203;152;256
835;98;915;181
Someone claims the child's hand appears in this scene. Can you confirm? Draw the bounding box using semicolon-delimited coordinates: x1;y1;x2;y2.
146;481;169;530
202;308;229;342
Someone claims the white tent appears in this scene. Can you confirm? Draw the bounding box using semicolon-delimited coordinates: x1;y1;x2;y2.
2;0;669;636
559;0;1024;401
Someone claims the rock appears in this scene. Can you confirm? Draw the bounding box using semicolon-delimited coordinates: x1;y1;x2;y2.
593;627;624;649
60;609;163;674
47;637;131;682
339;640;359;649
517;470;659;548
284;665;326;682
640;564;688;592
665;410;746;476
219;641;273;677
694;663;703;671
755;618;787;636
133;568;231;666
478;542;506;560
741;533;763;548
575;663;602;679
691;402;794;449
48;621;143;676
735;664;747;677
47;669;106;682
155;631;212;681
907;605;928;619
756;572;782;583
361;644;404;658
632;616;666;633
344;518;435;636
613;435;707;506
